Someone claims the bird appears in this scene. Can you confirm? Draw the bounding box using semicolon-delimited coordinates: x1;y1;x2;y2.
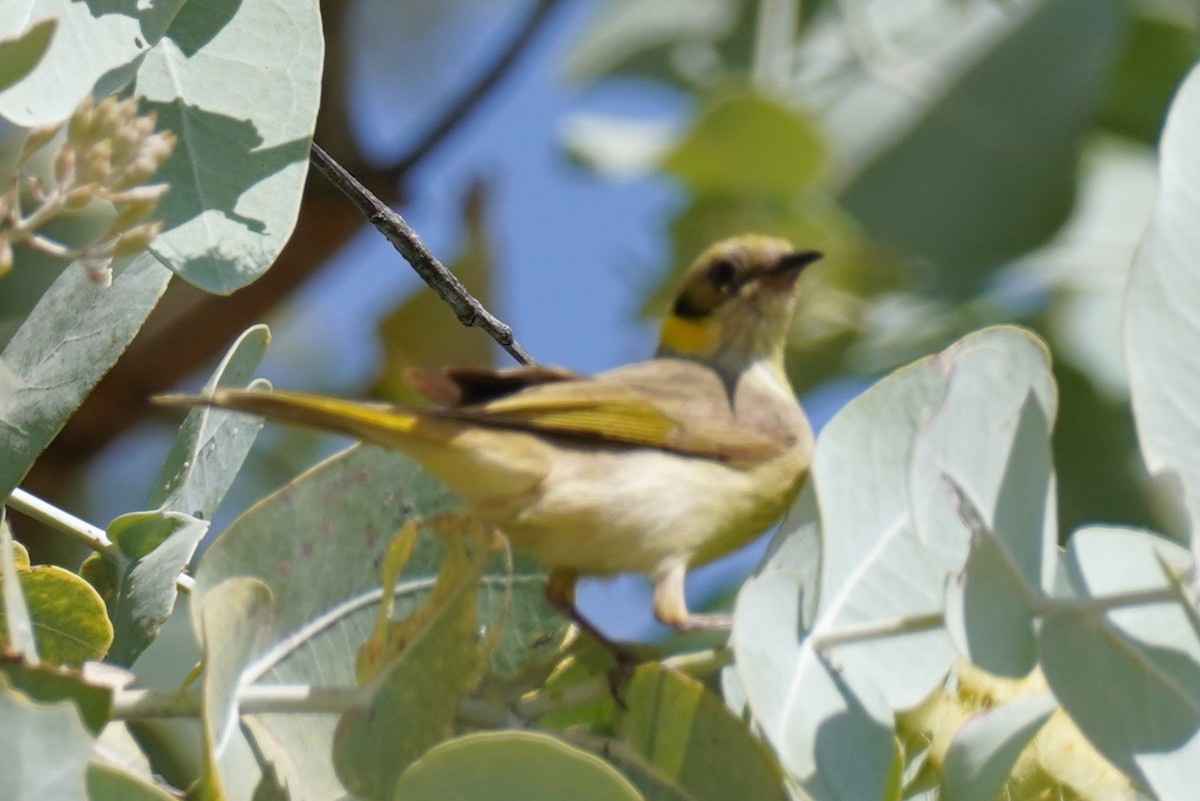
157;235;820;632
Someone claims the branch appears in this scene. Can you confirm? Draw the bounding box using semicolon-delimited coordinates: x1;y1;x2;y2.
5;488;113;554
5;488;197;593
391;0;565;177
309;142;535;365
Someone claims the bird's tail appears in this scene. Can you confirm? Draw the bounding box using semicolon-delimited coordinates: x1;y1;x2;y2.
154;389;422;448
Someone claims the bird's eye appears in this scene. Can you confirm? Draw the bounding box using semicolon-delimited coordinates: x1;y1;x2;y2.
708;259;735;289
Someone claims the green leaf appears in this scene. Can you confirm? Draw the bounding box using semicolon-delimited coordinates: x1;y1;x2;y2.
132;0;323;294
100;511;209;666
1;517;36;659
0;254;172;502
565;0;740;85
392;730;645;801
941;396;1056;678
0;661;112;734
333;519;491;801
1097;10;1200;144
664;93;825;196
732;570;899;801
87;761;179;801
909;333;1056;579
191;577;274;801
0;563;113;666
0;17;55;94
737;327;1051;798
1126;62;1200;531
0;676;93;801
149;324;270;517
191;445;458;800
0;1;148;126
1038;526;1200;798
840;0;1126;292
615;664;788;801
944;525;1040;679
940;694;1056;801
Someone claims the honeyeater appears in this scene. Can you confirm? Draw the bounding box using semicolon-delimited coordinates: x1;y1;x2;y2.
158;236;820;631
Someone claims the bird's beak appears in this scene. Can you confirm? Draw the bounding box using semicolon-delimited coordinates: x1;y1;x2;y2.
764;249;823;289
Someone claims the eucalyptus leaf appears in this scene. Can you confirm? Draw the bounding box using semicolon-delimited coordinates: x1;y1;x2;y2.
941;396;1056;678
87;761;179;801
943;526;1039;679
664;93;825;196
566;0;739;85
0;255;171;502
1127;61;1200;530
100;511;209;667
2;563;113;666
909;333;1056;580
0;17;56;94
192;445;458;800
1038;526;1200;799
840;0;1125;290
0;1;151;126
732;570;899;801
191;577;273;801
941;694;1056;801
0;677;93;801
738;326;1053;798
392;730;645;801
615;664;788;801
0;660;112;734
333;520;491;801
150;324;270;518
132;0;323;294
0;517;36;659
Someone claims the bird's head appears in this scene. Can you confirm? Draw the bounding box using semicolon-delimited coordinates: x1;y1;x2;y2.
656;235;822;380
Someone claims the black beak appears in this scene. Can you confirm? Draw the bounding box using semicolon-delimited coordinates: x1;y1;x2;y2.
773;249;823;276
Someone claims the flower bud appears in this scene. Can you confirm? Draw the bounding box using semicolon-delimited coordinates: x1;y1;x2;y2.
90;96;121;140
55;146;76;185
110;221;162;257
19;124;61;162
64;184;97;210
79;139;114;185
106;184;169;230
66;96;94;146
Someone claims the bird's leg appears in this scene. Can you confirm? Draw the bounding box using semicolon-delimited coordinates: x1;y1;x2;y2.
544;568;637;670
652;561;733;632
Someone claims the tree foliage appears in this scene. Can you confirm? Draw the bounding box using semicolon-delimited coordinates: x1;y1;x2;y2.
2;1;1200;799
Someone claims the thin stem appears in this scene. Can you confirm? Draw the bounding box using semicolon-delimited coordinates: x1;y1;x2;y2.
309;142;535;366
23;232;79;260
392;0;565;177
112;684;366;719
1043;586;1178;617
813;586;1190;652
7;488;114;553
661;646;732;676
812;611;945;650
513;674;612;720
5;488;195;593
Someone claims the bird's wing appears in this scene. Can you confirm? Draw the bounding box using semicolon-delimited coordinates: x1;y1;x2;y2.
407;364;585;405
429;359;798;466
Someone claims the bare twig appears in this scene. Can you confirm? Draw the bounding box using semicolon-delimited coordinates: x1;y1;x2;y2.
309;143;535;365
391;0;565;177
